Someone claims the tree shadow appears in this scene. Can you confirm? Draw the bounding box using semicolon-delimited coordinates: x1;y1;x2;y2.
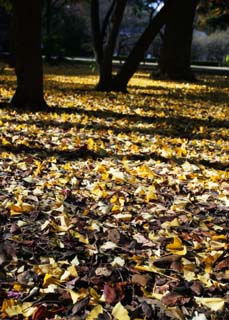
1;103;228;141
131;85;229;104
1;142;228;172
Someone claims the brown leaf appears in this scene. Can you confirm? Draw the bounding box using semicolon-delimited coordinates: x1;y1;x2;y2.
214;257;229;271
153;255;181;268
103;284;117;304
107;229;121;244
32;305;49;320
131;274;150;287
17;270;37;287
161;292;191;306
170;260;183;273
190;281;204;296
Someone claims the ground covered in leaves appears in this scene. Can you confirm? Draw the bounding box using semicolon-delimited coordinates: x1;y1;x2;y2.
0;64;229;320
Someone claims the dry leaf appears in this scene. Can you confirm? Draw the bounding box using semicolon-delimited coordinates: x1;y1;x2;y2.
112;302;130;320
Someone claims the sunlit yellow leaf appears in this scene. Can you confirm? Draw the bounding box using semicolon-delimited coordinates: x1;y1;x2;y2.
166;236;187;255
68;289;81;304
195;297;225;311
70;230;89;244
13;284;23;291
3;300;37;318
112;302;130;320
87;138;95;150
90;288;101;302
1;299;15;319
43;274;61;287
86;304;103;320
10;203;34;216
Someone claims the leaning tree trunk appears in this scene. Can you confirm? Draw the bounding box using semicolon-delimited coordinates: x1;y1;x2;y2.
11;0;48;110
92;0;174;92
112;0;173;91
158;0;198;81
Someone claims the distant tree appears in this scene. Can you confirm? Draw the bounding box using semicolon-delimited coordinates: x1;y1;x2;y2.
157;0;198;81
10;0;48;110
42;0;90;60
197;0;229;31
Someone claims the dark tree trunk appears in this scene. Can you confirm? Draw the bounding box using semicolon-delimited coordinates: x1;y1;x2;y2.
92;0;174;92
91;0;103;66
158;0;198;81
112;0;173;91
91;0;127;91
45;0;52;63
11;0;48;110
96;0;127;91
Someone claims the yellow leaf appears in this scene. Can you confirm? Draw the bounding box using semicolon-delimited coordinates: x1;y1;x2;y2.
10;203;34;216
112;302;130;320
69;289;81;304
90;288;101;302
195;297;225;311
142;288;163;300
1;137;10;146
212;234;226;241
135;264;160;274
67;264;78;277
13;284;23;291
166;237;187;255
43;274;61;287
70;230;89;244
92;183;107;199
137;164;154;178
86;305;103;320
87;138;95;150
146;185;157;202
3;300;37;318
1;299;15;319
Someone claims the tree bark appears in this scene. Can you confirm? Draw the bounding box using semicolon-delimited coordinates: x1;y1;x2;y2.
93;0;127;91
91;0;103;66
113;0;173;91
92;0;173;92
11;0;48;110
158;0;198;81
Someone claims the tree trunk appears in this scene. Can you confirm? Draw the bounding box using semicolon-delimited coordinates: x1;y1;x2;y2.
113;0;173;91
11;0;48;111
91;0;103;66
92;0;173;92
45;0;52;63
92;0;127;91
158;0;198;81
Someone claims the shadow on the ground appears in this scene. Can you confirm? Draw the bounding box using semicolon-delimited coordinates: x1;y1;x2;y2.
1;105;228;147
1;142;228;172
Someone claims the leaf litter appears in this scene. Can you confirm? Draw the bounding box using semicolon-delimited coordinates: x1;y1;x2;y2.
0;65;229;319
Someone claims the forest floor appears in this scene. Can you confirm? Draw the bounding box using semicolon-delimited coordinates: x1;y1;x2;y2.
0;64;229;320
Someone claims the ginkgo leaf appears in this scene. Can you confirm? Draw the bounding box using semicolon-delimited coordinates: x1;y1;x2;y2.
86;304;103;320
111;257;125;267
112;302;130;320
166;237;187;255
42;274;61;287
100;241;117;251
4;300;37;318
68;289;81;304
195;297;225;311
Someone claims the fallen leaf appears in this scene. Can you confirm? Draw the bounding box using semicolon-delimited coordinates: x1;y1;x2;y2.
112;302;130;320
